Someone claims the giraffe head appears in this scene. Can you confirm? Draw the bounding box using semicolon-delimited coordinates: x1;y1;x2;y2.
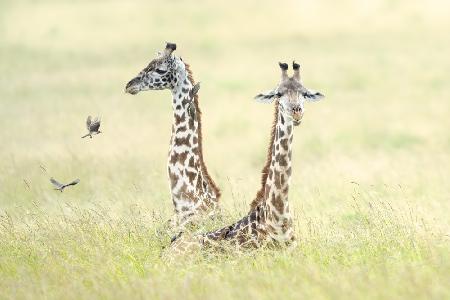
255;61;324;126
125;42;181;94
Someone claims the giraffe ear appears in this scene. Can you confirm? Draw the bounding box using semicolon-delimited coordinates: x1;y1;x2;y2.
254;89;279;104
302;88;324;102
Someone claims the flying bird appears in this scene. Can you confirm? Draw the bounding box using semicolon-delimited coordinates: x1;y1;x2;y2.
50;177;80;192
82;116;101;138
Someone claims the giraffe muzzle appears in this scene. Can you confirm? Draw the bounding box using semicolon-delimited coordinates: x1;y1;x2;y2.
292;108;303;126
125;77;141;95
292;116;302;126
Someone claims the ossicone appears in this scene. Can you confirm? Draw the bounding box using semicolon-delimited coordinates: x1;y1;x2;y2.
166;42;177;51
293;61;300;81
279;62;288;80
164;42;177;56
278;62;288;70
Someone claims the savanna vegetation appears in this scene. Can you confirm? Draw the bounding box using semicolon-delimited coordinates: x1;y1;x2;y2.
0;0;449;299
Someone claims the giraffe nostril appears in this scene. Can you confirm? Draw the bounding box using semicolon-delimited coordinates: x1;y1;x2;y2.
126;78;138;89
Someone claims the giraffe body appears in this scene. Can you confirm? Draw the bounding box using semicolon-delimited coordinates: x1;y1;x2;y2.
126;43;220;229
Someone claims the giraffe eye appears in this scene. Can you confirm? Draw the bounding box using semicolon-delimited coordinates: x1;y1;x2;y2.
155;68;166;74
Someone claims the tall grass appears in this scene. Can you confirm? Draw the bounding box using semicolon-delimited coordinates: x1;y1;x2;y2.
0;0;449;299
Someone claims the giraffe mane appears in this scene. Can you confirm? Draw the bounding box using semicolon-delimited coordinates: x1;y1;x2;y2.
249;103;279;210
184;62;222;199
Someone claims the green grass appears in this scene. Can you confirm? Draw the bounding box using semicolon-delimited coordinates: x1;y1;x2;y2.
1;0;449;299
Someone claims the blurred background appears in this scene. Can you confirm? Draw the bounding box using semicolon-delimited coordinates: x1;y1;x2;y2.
0;0;449;225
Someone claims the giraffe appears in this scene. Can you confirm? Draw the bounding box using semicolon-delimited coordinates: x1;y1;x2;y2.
125;43;221;229
169;61;324;255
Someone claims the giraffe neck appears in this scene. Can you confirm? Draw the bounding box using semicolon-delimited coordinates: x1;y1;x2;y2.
170;104;298;251
262;104;295;240
167;61;220;221
171;63;193;112
171;104;296;249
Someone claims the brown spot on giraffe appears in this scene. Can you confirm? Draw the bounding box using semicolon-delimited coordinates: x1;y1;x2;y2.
174;112;186;124
181;98;190;107
287;126;292;136
186;170;197;183
176;125;187;133
280;138;289;151
178;183;189;194
188;156;195;168
188;115;195;130
275;153;288;167
280;174;285;185
179;151;188;163
274;170;282;189
170;153;179;164
174;135;191;146
273;195;284;213
281;154;288;167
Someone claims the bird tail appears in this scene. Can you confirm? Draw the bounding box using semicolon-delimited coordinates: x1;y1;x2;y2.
81;133;90;138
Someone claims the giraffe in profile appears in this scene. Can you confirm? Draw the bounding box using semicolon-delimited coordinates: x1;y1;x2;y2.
125;43;221;229
169;61;324;254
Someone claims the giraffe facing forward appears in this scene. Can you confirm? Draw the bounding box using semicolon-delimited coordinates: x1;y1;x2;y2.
169;61;324;254
125;43;221;229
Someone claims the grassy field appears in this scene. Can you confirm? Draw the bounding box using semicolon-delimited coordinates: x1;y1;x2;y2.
1;0;449;299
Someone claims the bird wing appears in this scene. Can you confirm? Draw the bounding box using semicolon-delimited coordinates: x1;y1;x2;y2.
90;118;101;132
86;116;92;130
50;177;63;188
190;82;201;98
65;178;80;187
